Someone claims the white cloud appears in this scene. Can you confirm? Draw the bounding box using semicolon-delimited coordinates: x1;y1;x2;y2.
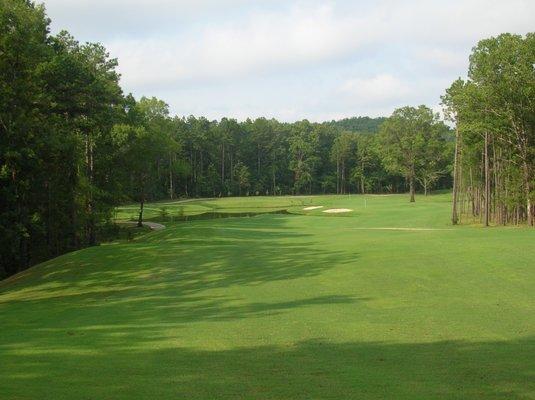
107;0;534;90
44;0;259;36
339;74;410;105
41;0;535;121
108;3;373;90
415;47;468;72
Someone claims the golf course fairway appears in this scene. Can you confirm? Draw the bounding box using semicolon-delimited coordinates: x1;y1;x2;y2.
1;193;534;399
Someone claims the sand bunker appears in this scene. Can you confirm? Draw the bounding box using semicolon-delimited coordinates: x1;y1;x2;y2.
323;208;353;213
303;206;324;211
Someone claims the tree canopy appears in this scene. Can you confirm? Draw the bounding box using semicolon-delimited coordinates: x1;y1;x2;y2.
443;33;534;226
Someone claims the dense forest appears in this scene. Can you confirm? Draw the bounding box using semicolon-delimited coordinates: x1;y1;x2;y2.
327;116;386;134
0;1;532;279
442;33;534;227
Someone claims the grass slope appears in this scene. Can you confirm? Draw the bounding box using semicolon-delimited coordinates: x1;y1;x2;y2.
1;193;534;399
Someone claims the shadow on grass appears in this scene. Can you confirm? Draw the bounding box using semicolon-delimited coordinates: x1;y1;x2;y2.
0;214;360;327
1;214;532;399
0;215;355;305
0;336;533;399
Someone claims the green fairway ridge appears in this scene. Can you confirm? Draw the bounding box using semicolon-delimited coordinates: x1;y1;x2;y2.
1;193;534;399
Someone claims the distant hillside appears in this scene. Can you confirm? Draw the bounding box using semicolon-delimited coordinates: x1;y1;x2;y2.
328;116;386;133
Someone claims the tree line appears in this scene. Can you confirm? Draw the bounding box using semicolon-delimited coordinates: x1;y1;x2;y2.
443;33;534;226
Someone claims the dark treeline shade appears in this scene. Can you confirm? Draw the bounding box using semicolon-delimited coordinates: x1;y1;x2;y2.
442;33;535;226
1;0;126;278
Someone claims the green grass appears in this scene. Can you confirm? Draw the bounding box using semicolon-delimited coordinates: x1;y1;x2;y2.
1;193;534;399
114;196;314;221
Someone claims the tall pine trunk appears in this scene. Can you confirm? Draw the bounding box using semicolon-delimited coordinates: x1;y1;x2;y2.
221;142;225;191
169;154;174;199
451;126;460;224
137;188;145;228
484;132;490;227
86;132;96;245
522;160;533;226
409;167;415;202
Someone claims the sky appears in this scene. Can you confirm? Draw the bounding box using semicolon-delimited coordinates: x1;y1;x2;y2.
42;0;534;122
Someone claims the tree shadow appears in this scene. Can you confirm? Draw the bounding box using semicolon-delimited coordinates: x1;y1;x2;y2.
2;214;532;398
0;336;533;399
0;214;360;329
0;215;349;301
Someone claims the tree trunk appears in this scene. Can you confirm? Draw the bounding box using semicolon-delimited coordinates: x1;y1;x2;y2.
257;145;261;178
336;158;340;194
409;175;415;202
221;143;225;189
86;132;96;245
522;160;533;226
45;180;51;248
452;127;460;224
341;161;346;194
484;132;490;227
469;167;475;217
70;171;79;249
169;154;174;199
137;191;145;228
272;165;276;196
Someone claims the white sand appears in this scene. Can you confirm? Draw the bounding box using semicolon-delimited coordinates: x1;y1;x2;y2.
303;206;324;211
323;208;353;213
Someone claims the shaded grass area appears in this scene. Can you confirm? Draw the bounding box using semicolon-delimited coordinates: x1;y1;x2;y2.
99;222;152;242
2;338;534;399
1;193;534;399
115;196;313;221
